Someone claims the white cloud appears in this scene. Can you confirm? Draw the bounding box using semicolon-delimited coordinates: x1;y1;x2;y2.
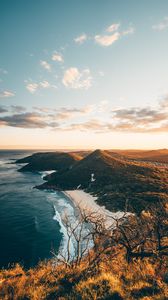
39;81;50;88
40;60;51;71
62;67;92;89
106;23;120;32
39;80;57;89
26;83;39;94
74;33;87;44
95;32;120;46
94;22;134;47
0;90;15;98
52;52;64;62
26;80;57;93
152;17;168;31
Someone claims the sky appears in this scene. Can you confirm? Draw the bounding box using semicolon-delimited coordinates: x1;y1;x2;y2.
0;0;168;149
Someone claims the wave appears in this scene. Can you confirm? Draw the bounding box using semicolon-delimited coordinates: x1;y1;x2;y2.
0;159;13;165
39;170;56;179
53;206;76;260
46;192;93;261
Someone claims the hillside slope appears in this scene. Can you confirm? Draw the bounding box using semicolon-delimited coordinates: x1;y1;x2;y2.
40;150;168;213
114;149;168;163
16;152;82;172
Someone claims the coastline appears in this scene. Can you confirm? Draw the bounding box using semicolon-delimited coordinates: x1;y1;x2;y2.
63;190;126;228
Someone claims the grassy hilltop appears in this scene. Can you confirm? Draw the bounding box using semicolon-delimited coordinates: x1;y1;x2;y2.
0;251;168;300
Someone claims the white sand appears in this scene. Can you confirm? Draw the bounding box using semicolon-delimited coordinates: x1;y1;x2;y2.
64;190;127;228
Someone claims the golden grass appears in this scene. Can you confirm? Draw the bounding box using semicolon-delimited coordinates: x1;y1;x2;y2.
0;253;167;300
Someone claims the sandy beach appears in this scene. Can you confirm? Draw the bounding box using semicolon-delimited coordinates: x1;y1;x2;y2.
64;190;126;228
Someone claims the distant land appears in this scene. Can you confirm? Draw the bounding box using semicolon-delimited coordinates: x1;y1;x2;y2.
114;148;168;163
16;148;168;214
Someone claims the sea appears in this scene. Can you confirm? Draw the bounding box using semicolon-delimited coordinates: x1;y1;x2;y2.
0;150;81;269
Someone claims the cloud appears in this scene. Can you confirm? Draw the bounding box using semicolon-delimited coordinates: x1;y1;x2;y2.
26;80;56;93
106;23;120;32
33;105;94;120
40;60;51;71
0;98;167;133
94;23;134;47
0;106;8;113
160;97;168;109
52;52;64;62
39;80;50;88
74;24;134;47
95;32;120;46
33;107;52;113
152;17;168;31
109;99;168;132
55;111;77;120
0;90;15;98
62;67;92;89
10;105;26;113
0;112;52;129
0;103;95;129
112;107;167;123
26;83;39;94
59;97;168;133
74;34;87;44
0;105;26;114
55;105;94;120
66;119;108;132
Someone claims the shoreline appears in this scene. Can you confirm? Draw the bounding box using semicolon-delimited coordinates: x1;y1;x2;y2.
62;190;127;228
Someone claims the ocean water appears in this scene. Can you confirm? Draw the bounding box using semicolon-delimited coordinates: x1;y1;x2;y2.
0;150;82;269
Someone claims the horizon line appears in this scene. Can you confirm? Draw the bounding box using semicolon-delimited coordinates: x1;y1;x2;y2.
0;146;167;151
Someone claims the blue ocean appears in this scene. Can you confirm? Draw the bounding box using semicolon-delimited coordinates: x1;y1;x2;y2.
0;150;78;269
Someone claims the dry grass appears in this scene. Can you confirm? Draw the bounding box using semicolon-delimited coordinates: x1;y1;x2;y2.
0;252;168;300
